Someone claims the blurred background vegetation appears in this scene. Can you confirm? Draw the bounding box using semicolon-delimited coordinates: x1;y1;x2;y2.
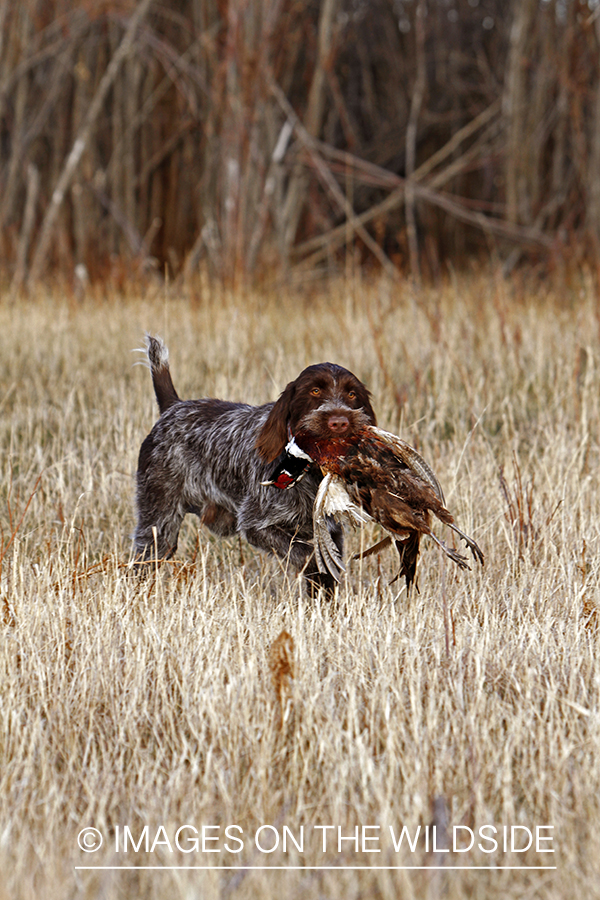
1;0;599;290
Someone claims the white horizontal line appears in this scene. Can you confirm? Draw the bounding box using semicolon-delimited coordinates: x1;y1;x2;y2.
75;865;557;871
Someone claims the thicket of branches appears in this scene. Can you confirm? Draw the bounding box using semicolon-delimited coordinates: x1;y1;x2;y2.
1;0;599;288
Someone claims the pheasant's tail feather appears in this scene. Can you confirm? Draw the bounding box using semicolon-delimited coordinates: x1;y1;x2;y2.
313;473;368;580
313;516;346;582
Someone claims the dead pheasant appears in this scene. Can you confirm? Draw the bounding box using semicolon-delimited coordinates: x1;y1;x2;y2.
265;426;484;591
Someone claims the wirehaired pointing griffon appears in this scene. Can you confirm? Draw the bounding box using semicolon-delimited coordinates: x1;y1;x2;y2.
133;335;376;591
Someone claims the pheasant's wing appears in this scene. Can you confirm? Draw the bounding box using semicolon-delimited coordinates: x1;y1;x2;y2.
313;473;373;581
368;428;484;567
367;427;445;503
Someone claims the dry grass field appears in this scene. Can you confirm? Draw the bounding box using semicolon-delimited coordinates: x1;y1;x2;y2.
1;270;599;899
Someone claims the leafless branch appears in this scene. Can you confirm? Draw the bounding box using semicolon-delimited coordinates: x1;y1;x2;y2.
405;0;427;283
27;0;154;286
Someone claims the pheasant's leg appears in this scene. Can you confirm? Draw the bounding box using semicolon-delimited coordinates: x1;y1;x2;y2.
447;524;484;565
428;532;470;569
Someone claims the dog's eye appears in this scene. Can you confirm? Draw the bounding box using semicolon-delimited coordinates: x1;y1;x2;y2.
311;387;321;396
347;390;356;400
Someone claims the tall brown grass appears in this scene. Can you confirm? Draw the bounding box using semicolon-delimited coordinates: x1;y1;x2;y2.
0;270;599;899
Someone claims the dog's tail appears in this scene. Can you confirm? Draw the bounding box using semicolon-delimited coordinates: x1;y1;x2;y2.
145;334;180;414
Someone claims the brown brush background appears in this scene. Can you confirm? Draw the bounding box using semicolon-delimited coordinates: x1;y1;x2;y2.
2;0;600;289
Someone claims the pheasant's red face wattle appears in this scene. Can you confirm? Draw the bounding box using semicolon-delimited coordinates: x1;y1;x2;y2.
293;429;366;471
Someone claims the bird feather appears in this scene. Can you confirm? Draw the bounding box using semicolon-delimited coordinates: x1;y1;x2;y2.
309;426;484;589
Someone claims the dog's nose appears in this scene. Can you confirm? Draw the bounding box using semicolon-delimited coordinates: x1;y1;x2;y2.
328;415;350;434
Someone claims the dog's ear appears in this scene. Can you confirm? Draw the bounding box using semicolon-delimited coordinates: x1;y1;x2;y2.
255;381;295;462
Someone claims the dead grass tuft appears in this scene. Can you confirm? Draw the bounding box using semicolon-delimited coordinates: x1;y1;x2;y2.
268;629;295;731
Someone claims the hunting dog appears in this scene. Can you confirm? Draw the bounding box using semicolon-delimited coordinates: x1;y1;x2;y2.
133;335;376;591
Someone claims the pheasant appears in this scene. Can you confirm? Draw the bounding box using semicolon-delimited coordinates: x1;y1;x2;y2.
264;426;484;591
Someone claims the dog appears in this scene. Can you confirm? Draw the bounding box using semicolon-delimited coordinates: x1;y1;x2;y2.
133;335;376;591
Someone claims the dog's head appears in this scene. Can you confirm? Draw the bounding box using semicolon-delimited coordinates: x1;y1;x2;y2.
255;363;376;463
